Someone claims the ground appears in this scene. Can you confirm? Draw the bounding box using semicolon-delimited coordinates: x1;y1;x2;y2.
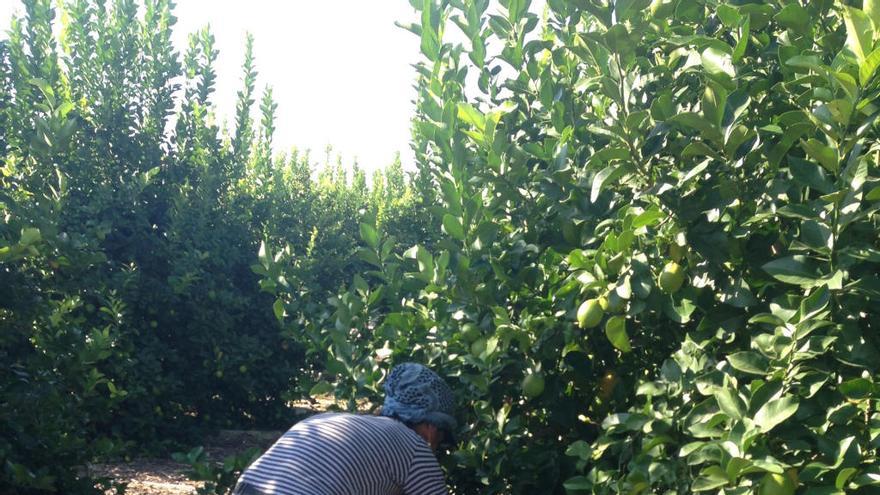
90;397;376;495
90;430;282;495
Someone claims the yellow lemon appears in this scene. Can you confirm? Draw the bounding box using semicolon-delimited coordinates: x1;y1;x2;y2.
658;262;685;293
577;298;604;328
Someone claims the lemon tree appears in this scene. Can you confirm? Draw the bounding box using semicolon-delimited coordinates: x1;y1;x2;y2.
264;0;880;493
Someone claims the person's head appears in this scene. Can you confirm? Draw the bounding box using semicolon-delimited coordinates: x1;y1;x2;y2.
380;363;456;451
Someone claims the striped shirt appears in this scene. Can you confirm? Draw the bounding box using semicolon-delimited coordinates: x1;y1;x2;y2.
236;413;449;495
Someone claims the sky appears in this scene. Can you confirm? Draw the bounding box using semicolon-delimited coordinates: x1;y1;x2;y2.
0;0;425;174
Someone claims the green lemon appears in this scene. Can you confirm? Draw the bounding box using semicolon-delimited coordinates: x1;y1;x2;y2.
577;298;604;328
658;262;685;293
470;338;487;357
239;365;248;373
758;472;796;495
150;320;158;328
649;0;675;19
214;370;223;378
522;372;545;398
562;222;579;244
461;323;481;343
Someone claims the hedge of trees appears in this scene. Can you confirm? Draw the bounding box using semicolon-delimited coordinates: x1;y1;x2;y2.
0;1;429;493
261;0;880;493
4;0;880;494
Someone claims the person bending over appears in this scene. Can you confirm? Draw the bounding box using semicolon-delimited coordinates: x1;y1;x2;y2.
233;362;456;495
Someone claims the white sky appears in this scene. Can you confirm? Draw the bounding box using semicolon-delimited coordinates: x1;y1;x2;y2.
0;0;424;174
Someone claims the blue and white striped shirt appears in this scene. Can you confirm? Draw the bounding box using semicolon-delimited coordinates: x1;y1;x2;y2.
236;413;449;495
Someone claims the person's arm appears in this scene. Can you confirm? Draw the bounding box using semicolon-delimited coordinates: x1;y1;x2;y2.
402;449;449;495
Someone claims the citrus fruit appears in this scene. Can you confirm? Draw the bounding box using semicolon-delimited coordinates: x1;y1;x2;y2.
522;372;545;398
461;322;481;343
577;298;604;328
470;337;487;357
658;261;685;293
758;472;796;495
649;0;675;19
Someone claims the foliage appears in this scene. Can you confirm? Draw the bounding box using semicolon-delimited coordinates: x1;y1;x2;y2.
0;0;424;493
172;446;261;495
262;0;880;493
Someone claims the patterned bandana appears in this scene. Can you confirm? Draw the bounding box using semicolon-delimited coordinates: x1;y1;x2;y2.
381;363;457;439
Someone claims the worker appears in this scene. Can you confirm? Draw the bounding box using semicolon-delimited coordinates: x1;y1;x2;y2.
232;362;456;495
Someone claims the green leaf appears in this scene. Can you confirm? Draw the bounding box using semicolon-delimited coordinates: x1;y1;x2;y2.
457;103;486;130
774;4;809;35
762;256;824;286
801;139;839;174
669;112;722;142
442;214;465;241
754;395;799;432
715;386;747;420
727;351;769;375
844;6;874;62
563;476;593;491
591;165;631;203
789;157;834;194
701;46;736;79
565;440;593;460
420;0;441;60
632;207;663;228
839;378;875;400
309;381;334;397
604;316;631;353
692;466;729;491
837;468;858;490
272;299;285;322
860;47;880;86
405;245;434;274
19;227;41;246
359;223;379;249
732;15;750;63
867;0;880;29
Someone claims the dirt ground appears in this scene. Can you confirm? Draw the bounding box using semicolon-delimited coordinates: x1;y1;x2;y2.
90;430;282;495
90;397;376;495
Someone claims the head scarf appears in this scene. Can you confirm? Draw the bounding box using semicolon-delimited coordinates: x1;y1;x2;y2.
381;363;457;439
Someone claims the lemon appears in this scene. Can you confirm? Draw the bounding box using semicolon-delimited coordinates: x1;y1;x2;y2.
658;262;685;293
461;322;481;343
522;372;545;398
470;337;487;357
577;298;604;328
649;0;675;19
758;472;796;495
562;222;579;244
